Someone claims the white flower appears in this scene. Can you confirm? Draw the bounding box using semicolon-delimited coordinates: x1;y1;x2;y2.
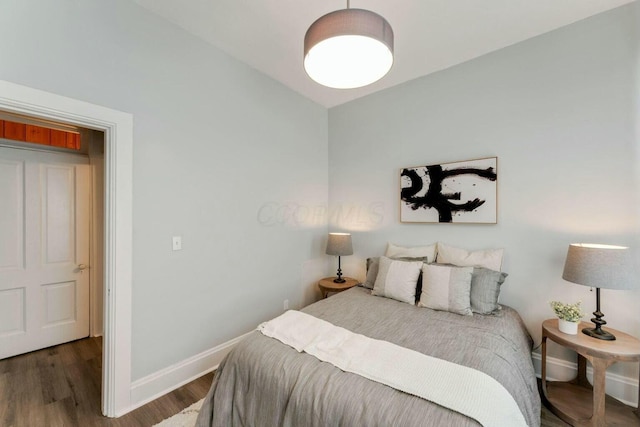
549;300;584;322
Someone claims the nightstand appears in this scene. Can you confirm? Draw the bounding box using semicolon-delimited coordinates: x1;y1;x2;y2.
318;277;359;298
541;318;640;426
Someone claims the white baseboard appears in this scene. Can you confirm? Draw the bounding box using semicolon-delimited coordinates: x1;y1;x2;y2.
128;332;251;412
532;352;639;407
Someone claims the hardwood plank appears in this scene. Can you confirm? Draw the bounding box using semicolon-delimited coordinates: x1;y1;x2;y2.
67;132;80;150
25;125;50;145
50;129;69;148
50;129;81;150
42;397;79;427
541;404;571;426
3;121;26;141
11;368;45;427
0;372;12;426
38;359;72;405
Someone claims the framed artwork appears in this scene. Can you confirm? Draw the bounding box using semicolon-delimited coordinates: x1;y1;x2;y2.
400;157;497;224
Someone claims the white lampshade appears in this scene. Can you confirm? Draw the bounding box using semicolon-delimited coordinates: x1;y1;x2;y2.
562;243;635;290
304;8;394;89
326;233;353;256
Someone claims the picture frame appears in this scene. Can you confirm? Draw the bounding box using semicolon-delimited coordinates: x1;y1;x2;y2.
400;157;497;224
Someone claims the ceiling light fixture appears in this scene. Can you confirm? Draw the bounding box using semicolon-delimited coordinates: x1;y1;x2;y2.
304;1;394;89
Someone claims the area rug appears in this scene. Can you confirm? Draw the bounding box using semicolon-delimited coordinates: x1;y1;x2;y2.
153;399;204;427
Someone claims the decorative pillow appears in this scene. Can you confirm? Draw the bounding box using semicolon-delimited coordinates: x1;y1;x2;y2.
362;258;380;290
436;242;504;271
363;256;430;291
470;267;508;314
385;242;437;263
418;264;473;315
372;256;423;304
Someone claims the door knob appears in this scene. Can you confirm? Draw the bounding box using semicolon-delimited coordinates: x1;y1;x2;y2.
77;264;89;272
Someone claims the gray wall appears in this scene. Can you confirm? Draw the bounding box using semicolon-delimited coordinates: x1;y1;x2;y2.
329;2;639;378
0;0;328;380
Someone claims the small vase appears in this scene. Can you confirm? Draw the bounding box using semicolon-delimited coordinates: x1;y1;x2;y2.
558;319;578;335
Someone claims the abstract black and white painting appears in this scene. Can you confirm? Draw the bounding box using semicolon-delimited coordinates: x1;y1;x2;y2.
400;157;497;223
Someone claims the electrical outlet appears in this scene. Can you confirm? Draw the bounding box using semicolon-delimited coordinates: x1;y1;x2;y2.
172;236;182;251
283;299;289;310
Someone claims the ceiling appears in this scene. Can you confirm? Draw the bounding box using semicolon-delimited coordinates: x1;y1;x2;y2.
133;0;633;108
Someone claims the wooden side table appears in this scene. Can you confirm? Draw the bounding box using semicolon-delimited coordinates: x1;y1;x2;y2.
318;277;359;298
541;318;640;426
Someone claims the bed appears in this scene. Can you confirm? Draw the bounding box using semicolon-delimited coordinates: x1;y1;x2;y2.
195;285;540;426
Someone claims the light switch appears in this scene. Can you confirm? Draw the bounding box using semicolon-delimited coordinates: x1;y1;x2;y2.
172;236;182;251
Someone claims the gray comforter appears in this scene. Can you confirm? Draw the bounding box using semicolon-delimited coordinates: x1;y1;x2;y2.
196;287;541;427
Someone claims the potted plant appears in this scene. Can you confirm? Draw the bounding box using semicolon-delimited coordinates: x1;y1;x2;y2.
549;300;584;335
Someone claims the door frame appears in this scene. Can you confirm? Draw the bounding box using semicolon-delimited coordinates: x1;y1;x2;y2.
0;80;133;417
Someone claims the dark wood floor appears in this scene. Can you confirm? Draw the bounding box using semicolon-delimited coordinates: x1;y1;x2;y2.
541;400;571;426
0;337;213;427
0;337;568;426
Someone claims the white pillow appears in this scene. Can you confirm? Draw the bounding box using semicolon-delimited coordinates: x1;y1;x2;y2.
436;242;504;271
385;242;437;262
372;256;423;304
419;264;473;316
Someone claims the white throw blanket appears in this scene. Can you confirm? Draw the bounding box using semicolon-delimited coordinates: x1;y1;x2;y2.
258;310;527;427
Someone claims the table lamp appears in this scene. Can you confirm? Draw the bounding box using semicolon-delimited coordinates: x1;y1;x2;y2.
326;233;353;283
562;243;635;340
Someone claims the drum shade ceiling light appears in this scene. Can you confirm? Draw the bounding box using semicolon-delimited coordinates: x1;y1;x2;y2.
304;3;394;89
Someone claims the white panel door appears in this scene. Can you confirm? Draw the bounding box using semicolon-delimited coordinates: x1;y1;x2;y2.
0;146;90;359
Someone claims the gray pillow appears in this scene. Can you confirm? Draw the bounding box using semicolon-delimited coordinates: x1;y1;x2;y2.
372;257;423;305
418;264;473;316
362;257;380;289
363;256;430;290
470;267;508;314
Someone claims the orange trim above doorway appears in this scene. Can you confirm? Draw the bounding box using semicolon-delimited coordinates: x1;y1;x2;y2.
0;119;80;150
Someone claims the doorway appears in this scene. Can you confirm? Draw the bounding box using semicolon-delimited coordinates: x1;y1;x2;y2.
0;79;134;417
